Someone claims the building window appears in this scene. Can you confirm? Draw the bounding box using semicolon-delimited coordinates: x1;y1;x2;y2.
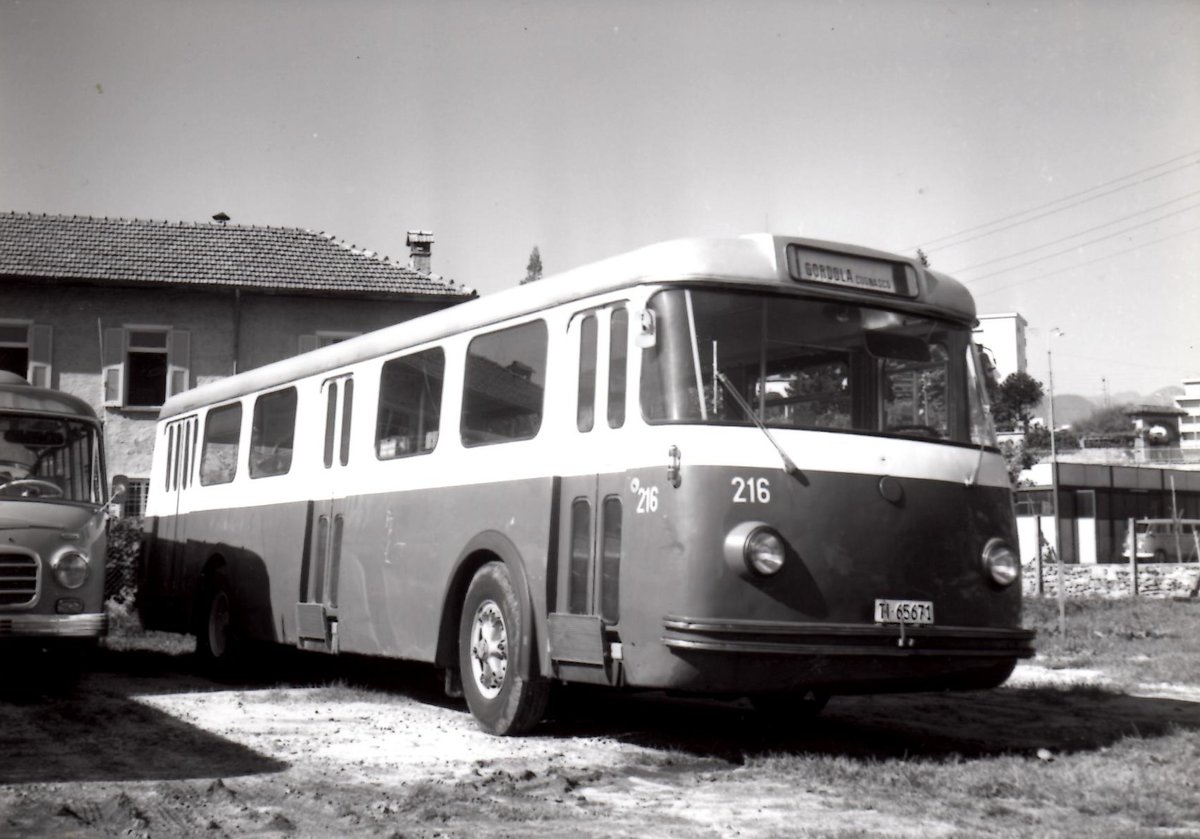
299;332;361;354
0;321;52;387
103;326;190;409
120;478;151;518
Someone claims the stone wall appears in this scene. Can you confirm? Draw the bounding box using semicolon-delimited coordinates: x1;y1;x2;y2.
1022;561;1200;599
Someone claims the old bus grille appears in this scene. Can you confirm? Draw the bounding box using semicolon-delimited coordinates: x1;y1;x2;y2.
0;552;40;607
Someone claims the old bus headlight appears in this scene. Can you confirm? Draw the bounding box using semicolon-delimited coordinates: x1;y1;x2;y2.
725;522;787;578
52;551;90;590
982;538;1019;587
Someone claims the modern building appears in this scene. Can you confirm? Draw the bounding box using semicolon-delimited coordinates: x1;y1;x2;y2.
973;312;1027;382
1016;462;1200;565
1178;377;1200;452
0;213;475;514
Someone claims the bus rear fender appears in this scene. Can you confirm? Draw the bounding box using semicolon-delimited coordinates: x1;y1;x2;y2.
435;531;540;680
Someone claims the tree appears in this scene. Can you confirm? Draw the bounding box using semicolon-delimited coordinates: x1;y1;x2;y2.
521;246;543;285
1073;404;1134;436
916;249;930;267
992;371;1045;432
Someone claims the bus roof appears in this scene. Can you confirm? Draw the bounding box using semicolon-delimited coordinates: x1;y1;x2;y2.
0;377;99;421
158;234;976;420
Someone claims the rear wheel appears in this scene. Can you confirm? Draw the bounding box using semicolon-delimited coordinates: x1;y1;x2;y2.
195;569;238;668
458;561;549;735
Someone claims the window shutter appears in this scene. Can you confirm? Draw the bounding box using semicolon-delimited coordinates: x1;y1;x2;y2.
167;329;191;398
27;324;53;388
299;335;318;355
102;327;125;407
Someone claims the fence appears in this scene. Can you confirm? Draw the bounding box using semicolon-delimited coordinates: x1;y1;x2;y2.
1022;559;1200;599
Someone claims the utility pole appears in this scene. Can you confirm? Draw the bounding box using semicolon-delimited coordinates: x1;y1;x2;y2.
1049;329;1065;637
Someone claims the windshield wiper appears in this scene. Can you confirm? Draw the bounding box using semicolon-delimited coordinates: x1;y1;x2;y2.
714;371;804;481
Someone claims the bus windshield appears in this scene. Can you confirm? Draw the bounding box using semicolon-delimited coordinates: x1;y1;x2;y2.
0;414;103;504
640;288;995;446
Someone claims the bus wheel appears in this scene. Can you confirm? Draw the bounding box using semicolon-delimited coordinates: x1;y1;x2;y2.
1154;549;1167;563
749;689;829;721
458;562;549;735
196;570;237;667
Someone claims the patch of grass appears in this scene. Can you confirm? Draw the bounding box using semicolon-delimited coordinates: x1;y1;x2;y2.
748;727;1200;837
1023;596;1200;685
101;597;193;656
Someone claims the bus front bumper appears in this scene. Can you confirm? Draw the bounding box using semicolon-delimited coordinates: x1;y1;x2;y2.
663;615;1035;658
0;613;108;638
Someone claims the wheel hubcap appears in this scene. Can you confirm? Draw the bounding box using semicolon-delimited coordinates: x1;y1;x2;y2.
469;600;507;699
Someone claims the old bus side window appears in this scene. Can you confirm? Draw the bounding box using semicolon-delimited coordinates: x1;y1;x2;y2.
461;320;548;446
250;387;298;478
199;403;242;486
608;308;628;429
376;348;445;459
577;315;598;432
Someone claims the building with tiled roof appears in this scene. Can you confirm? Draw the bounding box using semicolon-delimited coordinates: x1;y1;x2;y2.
0;212;475;510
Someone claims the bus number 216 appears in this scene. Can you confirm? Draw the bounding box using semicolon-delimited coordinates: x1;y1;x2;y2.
732;476;771;504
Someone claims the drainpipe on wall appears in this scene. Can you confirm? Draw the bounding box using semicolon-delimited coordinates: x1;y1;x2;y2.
232;288;242;375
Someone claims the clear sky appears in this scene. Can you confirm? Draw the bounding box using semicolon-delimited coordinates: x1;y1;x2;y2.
2;0;1197;398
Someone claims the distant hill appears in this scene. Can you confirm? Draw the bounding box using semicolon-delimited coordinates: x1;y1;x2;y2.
1037;394;1096;427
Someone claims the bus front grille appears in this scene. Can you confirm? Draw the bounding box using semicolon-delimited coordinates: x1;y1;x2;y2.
0;552;39;607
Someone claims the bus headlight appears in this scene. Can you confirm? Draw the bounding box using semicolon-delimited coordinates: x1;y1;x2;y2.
982;539;1019;587
724;522;787;578
52;551;90;590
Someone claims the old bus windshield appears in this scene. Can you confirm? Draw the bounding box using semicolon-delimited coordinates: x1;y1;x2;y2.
640;288;995;446
0;415;102;503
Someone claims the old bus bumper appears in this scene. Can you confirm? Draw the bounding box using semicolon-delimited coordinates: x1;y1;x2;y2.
663;615;1035;658
0;613;108;638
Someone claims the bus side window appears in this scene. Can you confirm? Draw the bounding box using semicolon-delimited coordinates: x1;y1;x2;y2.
608;308;628;429
250;387;298;478
376;348;445;459
165;424;177;492
199;403;242;486
577;315;597;432
461;320;548;447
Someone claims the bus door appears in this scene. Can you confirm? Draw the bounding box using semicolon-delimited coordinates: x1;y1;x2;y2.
550;305;629;685
297;373;354;653
159;414;198;606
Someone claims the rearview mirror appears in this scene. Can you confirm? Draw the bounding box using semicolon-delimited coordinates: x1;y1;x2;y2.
110;474;129;506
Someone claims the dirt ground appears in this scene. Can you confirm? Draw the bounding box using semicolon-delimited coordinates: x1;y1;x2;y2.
3;645;1200;839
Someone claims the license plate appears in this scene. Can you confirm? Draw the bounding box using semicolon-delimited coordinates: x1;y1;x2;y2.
874;599;934;625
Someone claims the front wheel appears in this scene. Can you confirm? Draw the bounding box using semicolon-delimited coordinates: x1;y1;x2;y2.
458;562;549;735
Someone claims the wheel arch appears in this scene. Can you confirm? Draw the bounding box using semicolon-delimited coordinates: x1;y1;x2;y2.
435;531;538;678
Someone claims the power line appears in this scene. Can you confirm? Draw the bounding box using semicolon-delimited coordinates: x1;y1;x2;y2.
952;197;1200;276
908;149;1200;252
971;224;1200;297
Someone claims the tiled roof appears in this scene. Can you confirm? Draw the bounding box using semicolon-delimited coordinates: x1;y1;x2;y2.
0;212;474;298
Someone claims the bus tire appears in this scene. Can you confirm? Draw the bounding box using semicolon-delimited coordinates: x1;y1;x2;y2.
458;561;549;736
195;569;238;669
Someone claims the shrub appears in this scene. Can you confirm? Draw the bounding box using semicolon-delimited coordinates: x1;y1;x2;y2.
105;516;143;606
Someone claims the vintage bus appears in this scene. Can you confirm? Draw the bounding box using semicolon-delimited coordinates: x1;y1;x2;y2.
1;370;123;670
139;235;1033;734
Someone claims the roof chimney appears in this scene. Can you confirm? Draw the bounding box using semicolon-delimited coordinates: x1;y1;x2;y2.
406;230;434;274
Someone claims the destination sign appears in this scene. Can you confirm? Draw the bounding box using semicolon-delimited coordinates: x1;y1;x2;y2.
788;247;903;295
